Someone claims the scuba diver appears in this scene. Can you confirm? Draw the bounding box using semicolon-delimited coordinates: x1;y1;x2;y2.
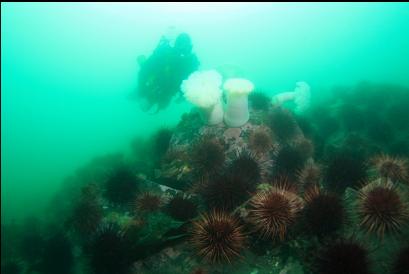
134;28;200;113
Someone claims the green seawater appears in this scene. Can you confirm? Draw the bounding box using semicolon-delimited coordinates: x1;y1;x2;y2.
1;3;409;274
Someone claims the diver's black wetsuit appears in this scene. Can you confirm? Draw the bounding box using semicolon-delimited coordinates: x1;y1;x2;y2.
137;33;199;112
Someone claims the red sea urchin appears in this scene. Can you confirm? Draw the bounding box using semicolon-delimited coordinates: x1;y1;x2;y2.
201;172;254;211
371;154;409;183
248;186;303;240
248;90;271;111
314;239;371;274
248;127;274;155
191;136;226;177
392;245;409;274
296;163;322;191
272;144;309;181
68;184;103;236
1;261;23;274
302;186;346;237
190;210;246;263
86;223;133;274
268;106;298;142
134;192;162;212
69;198;103;236
227;150;264;185
358;181;409;238
166;195;198;221
104;167;139;206
40;232;74;274
324;150;368;194
201;151;265;212
152;128;173;161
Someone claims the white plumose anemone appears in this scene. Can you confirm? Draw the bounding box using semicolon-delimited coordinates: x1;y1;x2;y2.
181;70;224;125
271;81;311;113
223;78;255;127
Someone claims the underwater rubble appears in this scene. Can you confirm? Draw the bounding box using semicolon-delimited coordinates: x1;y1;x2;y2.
2;81;409;274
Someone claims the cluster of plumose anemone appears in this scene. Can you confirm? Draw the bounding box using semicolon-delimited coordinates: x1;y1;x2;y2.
181;70;311;127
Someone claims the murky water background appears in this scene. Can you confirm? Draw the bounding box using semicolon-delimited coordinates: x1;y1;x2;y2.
2;3;409;274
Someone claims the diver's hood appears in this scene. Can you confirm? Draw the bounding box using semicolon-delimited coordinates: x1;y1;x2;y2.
163;26;180;47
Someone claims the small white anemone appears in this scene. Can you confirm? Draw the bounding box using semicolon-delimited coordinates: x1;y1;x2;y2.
294;81;311;113
181;70;224;125
223;78;255;127
271;81;311;113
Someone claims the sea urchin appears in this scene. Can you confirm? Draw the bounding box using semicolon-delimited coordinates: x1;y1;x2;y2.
104;167;139;206
134;192;162;212
166;195;198;221
371;154;408;183
190;210;245;263
191;136;225;177
314;239;371;274
248;127;274;155
302;187;346;237
248;187;303;240
87;223;133;274
358;181;409;238
268;107;298;142
201;172;254;211
392;245;409;274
